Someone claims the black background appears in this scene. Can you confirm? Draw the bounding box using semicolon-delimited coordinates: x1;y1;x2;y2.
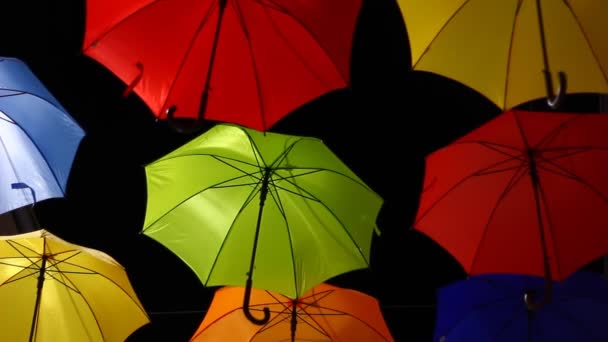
1;1;603;341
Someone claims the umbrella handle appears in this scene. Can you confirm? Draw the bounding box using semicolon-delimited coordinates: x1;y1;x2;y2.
165;105;208;135
524;267;553;311
242;279;271;325
11;182;36;205
122;62;144;98
543;70;567;109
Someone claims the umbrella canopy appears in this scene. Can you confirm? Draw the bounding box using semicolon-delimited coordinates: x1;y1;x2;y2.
0;229;149;342
191;283;394;342
414;110;608;285
434;272;608;342
397;0;608;109
82;0;361;132
0;57;85;215
142;123;382;323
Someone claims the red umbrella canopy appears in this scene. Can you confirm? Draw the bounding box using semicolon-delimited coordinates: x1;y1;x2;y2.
82;0;361;131
415;109;608;281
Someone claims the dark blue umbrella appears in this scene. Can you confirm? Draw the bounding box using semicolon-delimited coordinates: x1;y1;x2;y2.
434;272;608;342
0;57;84;215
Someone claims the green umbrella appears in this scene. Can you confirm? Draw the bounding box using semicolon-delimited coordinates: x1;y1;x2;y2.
141;124;383;325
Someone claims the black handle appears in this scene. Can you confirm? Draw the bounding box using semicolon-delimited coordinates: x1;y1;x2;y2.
543;70;567;109
242;278;271;325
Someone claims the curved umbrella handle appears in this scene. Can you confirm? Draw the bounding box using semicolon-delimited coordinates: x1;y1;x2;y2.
166;105;207;135
242;279;270;325
523;258;553;311
543;70;567;109
11;182;36;205
122;62;144;98
524;281;553;311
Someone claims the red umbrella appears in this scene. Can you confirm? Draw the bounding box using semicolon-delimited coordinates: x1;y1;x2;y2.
82;0;361;132
414;109;608;308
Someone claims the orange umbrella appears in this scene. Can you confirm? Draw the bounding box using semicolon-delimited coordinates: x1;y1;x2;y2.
191;283;394;342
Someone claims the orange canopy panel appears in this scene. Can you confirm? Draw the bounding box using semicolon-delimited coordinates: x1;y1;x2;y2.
191;283;394;341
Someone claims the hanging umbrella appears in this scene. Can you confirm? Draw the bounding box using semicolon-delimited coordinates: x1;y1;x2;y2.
0;57;85;215
191;283;394;341
434;272;608;342
142;123;382;324
397;0;608;109
0;229;149;342
414;109;608;308
82;0;362;132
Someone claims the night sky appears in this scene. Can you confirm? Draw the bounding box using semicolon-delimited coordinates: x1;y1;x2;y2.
1;1;604;341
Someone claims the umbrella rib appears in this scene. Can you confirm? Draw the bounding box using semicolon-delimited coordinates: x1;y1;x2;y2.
532;114;586;149
265;174;303;297
142;156;263;232
5;239;46;267
457;139;523;158
256;305;293;333
191;307;253;340
51;268;108;341
156;152;262;170
159;0;220;118
269;172;371;267
564;2;608;85
0;90;81;193
298;297;393;341
255;0;348;84
243;127;271;168
536;153;608;204
82;0;172;50
270;169;324;201
0;90;75;125
411;0;473;67
501;0;522;109
232;1;269;130
534;173;564;278
49;253;149;313
277;165;375;190
416;152;525;222
204;177;264;286
0;261;40;286
469;163;528;272
193;294;290;339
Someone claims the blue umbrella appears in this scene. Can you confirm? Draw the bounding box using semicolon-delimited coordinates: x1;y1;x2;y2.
434;272;608;342
0;57;84;215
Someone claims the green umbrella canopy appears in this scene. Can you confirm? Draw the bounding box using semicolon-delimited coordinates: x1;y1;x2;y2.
142;124;383;300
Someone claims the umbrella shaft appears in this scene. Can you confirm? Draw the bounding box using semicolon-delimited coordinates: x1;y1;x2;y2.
535;0;551;74
246;169;271;281
198;0;228;120
29;256;47;342
291;302;297;342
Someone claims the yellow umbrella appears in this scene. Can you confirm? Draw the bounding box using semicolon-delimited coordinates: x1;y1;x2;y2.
0;229;149;342
397;0;608;109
